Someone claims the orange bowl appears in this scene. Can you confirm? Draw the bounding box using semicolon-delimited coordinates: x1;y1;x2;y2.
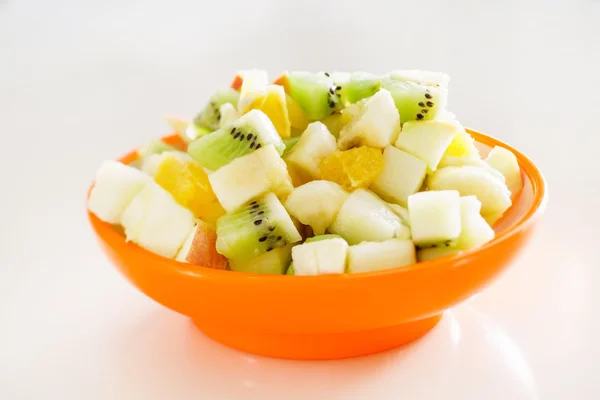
87;129;547;360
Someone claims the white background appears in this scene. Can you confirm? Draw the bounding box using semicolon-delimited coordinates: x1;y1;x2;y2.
1;0;599;399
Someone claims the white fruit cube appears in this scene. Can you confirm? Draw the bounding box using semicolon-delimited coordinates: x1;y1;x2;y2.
121;182;196;258
209;144;293;212
87;160;151;224
329;189;408;245
284;181;349;235
370;146;428;206
485;146;523;197
457;196;495;250
395;120;458;171
426;165;512;216
408;190;461;247
338;88;400;150
291;238;348;275
386;202;410;225
347;239;416;273
285;122;336;179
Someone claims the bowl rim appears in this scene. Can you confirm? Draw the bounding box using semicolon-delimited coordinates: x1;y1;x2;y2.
88;128;547;282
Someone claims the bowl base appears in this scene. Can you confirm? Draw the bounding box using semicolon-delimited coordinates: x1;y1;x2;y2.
193;313;443;360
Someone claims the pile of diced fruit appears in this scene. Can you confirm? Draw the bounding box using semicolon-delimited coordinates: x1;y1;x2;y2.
88;69;523;275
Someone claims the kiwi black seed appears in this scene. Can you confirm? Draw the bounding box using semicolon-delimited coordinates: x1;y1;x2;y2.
422;109;428;114
425;93;432;99
418;102;425;107
426;101;434;107
416;113;424;120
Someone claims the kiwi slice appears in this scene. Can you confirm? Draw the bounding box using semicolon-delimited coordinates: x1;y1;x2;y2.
286;262;295;275
286;72;339;121
193;88;240;131
381;75;448;124
332;72;381;106
216;192;303;261
187;109;285;171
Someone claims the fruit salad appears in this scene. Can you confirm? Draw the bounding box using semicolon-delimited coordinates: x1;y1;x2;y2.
88;69;524;275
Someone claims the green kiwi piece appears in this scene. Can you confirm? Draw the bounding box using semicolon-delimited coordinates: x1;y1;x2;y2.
229;245;293;275
187;109;285;171
381;75;448;124
286;72;338;121
332;72;381;106
193;88;240;131
216;193;302;261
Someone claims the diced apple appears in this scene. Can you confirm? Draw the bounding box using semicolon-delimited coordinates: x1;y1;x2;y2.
408;190;461;247
209;144;293;212
394;120;457;171
347;239;416;273
121;182;196;258
285;122;336;179
370;145;428;206
338;88;400;150
87;160;151;224
284;181;349;235
291;237;348;275
176;220;228;269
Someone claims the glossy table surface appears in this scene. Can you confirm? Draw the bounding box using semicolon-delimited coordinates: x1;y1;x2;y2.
1;0;599;399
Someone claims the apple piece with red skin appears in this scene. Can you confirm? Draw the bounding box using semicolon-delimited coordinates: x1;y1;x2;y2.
176;220;229;269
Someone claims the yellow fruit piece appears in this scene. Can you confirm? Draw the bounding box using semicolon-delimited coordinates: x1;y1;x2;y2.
244;85;292;139
154;154;225;223
319;146;385;191
285;94;309;131
321;113;346;138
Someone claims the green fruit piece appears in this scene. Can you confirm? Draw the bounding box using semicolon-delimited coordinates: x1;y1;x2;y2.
305;234;342;243
216;192;302;261
381;72;448;124
334;72;381;106
193;88;240;131
395;120;458;172
229;245;293;274
188;109;284;171
137;140;177;159
286;262;295;275
286;72;338;121
282;136;301;156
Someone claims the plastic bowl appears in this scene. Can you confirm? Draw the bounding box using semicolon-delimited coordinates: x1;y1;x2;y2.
88;128;547;360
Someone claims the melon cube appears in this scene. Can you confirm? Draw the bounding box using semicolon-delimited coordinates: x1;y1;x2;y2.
347;239;416;273
370;146;428;207
408;190;461;247
456;196;495;250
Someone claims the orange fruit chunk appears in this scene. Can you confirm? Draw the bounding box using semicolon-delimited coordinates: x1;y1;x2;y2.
154;154;225;223
320;146;384;191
